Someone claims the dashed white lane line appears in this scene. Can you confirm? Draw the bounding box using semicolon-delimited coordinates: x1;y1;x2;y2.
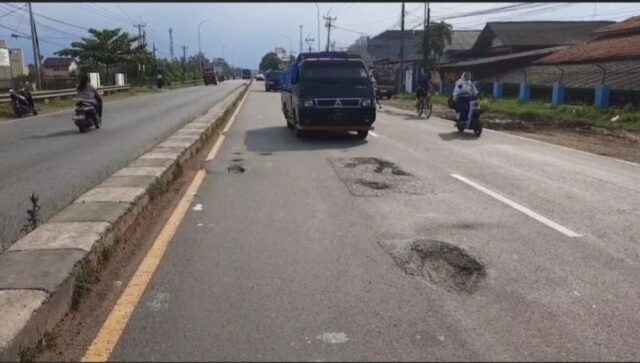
369;131;379;137
451;174;582;238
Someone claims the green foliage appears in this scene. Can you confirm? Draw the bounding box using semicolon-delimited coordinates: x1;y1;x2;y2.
56;28;147;85
259;52;282;72
416;21;454;67
20;192;41;234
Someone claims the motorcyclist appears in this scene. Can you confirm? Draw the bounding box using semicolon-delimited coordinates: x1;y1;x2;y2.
452;71;478;123
76;74;103;120
416;71;433;100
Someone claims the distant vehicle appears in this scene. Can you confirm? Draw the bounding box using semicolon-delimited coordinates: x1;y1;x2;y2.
371;68;396;99
72;98;101;133
255;73;265;81
203;68;218;85
265;70;282;91
281;51;376;139
242;69;251;79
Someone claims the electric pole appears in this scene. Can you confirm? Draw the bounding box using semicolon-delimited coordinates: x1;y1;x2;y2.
323;15;336;52
305;36;315;52
423;2;431;75
152;42;157;82
28;2;42;91
134;23;146;47
399;2;405;93
169;28;174;60
181;45;188;80
299;25;303;55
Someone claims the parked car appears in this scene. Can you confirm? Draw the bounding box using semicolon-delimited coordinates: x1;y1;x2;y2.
281;51;376;139
255;73;265;81
265;70;282;91
371;68;396;99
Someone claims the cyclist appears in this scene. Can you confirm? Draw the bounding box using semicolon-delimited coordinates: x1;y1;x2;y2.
416;71;433;115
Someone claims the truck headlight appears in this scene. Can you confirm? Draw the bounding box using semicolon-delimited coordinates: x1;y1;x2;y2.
361;99;372;107
303;99;315;107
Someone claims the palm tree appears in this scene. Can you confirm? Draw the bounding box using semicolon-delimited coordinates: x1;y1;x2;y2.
56;28;148;85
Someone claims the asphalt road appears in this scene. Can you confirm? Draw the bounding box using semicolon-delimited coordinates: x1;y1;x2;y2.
111;83;640;361
0;81;245;250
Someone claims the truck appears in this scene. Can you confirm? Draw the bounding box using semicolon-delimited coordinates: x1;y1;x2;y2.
242;69;251;79
203;67;218;85
280;51;376;139
213;65;224;82
371;68;396;99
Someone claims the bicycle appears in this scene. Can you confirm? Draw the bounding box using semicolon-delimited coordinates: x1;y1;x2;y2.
416;94;433;119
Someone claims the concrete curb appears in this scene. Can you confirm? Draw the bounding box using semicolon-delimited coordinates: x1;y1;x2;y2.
0;81;250;361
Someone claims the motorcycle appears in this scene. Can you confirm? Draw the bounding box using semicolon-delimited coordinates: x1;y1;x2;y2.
72;98;101;133
9;89;37;118
455;95;482;137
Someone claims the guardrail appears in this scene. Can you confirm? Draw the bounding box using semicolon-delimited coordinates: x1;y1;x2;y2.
0;85;131;104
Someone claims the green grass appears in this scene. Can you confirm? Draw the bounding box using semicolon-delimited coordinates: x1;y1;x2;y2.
391;92;640;132
481;98;640;131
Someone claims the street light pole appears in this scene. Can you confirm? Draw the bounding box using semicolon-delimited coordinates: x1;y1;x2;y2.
316;3;321;51
197;19;211;76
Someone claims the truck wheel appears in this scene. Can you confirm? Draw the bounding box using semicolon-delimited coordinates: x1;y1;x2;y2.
357;130;368;139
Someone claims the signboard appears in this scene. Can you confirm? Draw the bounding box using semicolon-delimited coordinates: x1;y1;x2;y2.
0;48;10;67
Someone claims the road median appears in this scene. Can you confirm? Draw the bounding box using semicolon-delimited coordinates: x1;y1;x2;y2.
0;81;250;361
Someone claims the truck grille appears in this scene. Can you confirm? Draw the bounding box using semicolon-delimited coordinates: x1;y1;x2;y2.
315;98;361;108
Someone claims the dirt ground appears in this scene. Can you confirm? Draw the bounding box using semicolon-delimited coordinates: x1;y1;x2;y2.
382;99;640;165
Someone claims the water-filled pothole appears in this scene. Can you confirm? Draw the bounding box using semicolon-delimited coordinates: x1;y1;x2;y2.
227;165;245;174
379;239;486;294
259;152;273;156
357;179;391;190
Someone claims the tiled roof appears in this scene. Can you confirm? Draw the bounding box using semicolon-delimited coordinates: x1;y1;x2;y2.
536;34;640;65
593;15;640;37
441;46;567;68
42;57;74;67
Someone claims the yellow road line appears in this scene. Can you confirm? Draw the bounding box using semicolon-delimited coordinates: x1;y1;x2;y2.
81;87;250;362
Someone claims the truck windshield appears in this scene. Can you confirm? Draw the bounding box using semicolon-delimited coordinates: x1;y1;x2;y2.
373;69;395;82
300;61;369;82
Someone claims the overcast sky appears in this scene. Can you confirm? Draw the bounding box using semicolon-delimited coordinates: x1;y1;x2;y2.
1;2;637;69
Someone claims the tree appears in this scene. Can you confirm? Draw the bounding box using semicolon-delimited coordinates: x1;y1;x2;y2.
259;52;281;72
417;21;454;69
56;28;145;85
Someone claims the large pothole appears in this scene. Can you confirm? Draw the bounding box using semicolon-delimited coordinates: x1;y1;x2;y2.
378;239;486;294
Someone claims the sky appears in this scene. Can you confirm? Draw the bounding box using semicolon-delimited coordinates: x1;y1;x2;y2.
1;2;638;69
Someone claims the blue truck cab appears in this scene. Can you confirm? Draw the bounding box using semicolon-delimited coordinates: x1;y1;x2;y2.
280;51;376;139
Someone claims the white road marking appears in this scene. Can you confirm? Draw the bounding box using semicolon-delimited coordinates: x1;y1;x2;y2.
317;332;349;344
370;131;379;137
192;203;203;211
451;174;582;238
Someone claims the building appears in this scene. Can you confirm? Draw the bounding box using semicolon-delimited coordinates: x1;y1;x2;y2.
0;40;27;89
275;47;288;62
41;57;78;78
439;21;614;84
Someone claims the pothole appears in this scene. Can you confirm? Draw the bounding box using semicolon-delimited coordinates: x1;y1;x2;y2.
259;152;273;156
227;165;245;174
357;179;391;190
378;239;486;294
328;157;424;197
233;152;243;155
232;158;244;162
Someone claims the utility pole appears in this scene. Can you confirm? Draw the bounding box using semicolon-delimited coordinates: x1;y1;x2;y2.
152;42;157;82
399;2;405;93
305;36;315;52
323;15;336;52
316;3;321;51
133;23;146;47
28;2;42;91
169;28;174;60
299;25;303;55
423;2;431;76
181;45;187;80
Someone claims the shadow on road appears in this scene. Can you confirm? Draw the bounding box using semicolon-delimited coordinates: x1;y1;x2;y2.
244;125;367;153
22;129;81;139
438;131;480;141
